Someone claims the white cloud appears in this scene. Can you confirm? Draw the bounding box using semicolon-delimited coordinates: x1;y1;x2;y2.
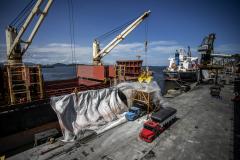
215;44;240;54
0;41;188;65
23;43;92;64
1;41;239;66
99;40;185;66
149;40;178;46
112;42;144;54
150;45;184;53
111;40;181;55
29;43;91;55
47;43;72;47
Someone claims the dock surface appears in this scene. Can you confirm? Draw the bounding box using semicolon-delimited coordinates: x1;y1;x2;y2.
9;85;233;160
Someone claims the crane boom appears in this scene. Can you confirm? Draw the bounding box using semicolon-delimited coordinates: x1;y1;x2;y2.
6;0;53;64
198;33;216;65
93;10;151;65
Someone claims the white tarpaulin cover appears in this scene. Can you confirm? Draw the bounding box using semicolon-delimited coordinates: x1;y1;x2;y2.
50;81;162;141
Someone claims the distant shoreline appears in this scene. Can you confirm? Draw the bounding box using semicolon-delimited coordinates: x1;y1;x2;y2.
0;62;166;68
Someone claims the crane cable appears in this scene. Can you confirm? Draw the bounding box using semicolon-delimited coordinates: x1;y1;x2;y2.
138;16;152;84
67;0;76;72
95;16;138;43
8;0;36;59
10;0;36;29
144;17;148;70
16;6;34;31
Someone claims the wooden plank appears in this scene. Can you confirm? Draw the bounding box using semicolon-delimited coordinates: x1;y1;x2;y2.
23;65;31;102
132;90;154;113
6;66;15;104
37;65;44;99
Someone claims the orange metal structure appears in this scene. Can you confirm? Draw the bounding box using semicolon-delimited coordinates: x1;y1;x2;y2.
116;60;143;81
77;65;106;81
1;64;44;105
0;61;143;107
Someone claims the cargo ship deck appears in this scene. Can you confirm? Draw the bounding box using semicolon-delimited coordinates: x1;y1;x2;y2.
8;84;234;160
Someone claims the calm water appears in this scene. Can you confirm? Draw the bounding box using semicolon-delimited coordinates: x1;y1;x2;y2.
42;66;173;94
42;66;77;81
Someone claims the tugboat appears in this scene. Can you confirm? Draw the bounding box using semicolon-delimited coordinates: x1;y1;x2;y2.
163;47;199;82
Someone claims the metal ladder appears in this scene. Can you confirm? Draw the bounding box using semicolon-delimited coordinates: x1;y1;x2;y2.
6;64;44;105
116;65;126;83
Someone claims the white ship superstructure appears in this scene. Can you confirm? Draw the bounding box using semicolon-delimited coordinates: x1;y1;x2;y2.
167;48;198;72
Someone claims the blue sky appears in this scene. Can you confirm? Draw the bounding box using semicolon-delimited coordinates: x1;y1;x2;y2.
0;0;240;65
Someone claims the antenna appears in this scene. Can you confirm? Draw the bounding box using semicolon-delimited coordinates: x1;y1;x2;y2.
136;55;141;60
